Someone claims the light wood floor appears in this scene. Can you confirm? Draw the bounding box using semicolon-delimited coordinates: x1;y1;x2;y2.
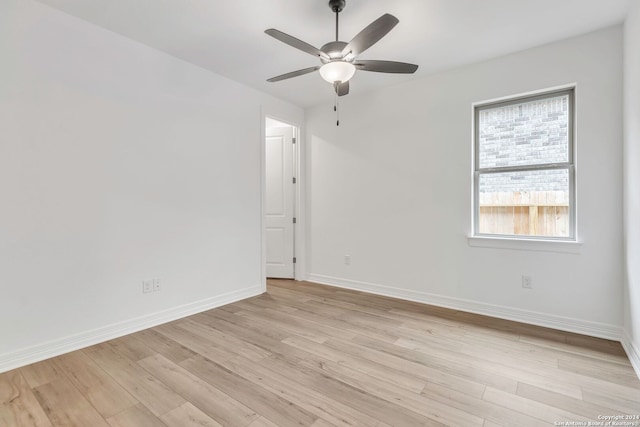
2;280;639;426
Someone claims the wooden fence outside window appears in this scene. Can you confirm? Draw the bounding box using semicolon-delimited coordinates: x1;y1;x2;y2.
478;191;569;237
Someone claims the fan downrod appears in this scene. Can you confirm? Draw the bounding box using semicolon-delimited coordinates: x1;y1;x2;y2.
328;0;346;13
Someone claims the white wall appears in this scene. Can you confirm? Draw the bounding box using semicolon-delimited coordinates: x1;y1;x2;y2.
305;26;623;338
623;0;640;374
0;0;302;371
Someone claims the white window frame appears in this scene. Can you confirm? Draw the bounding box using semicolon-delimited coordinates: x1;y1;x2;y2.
472;87;577;243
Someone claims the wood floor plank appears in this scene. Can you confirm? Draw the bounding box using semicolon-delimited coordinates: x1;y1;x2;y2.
565;333;628;356
298;291;436;324
517;325;568;344
456;332;561;369
581;387;640;414
259;353;445;426
221;355;392;427
556;349;636;370
52;351;138;419
266;281;331;302
389;307;521;342
558;358;640;388
107;335;157;362
177;319;271;362
0;371;52;427
137;354;259;427
106;403;167;427
509;357;640;403
153;322;238;363
324;337;486;399
32;378;110;427
199;308;291;343
481;386;590;424
248;416;284;427
309;419;338;427
394;326;465;352
516;382;628;419
337;308;403;334
235;308;332;343
234;295;300;314
160;402;223;427
350;334;518;395
19;359;65;389
519;334;630;365
421;382;542;427
190;312;283;353
133;329;197;364
324;336;487;398
2;279;639;427
294;348;485;426
394;335;584;399
263;296;400;343
180;355;318;427
84;346;185;417
281;335;427;393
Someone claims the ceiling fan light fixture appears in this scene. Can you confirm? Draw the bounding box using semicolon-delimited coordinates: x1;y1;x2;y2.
319;61;356;84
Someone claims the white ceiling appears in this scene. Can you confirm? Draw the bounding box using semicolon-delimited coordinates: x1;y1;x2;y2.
36;0;630;108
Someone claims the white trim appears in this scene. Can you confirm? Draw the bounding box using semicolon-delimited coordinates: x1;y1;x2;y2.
262;110;306;281
471;84;579;243
0;284;263;374
294;123;306;281
471;83;578;108
621;329;640;380
467;235;583;253
259;107;268;291
307;274;621;340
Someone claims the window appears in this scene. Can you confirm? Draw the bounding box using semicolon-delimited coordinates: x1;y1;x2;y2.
473;88;575;240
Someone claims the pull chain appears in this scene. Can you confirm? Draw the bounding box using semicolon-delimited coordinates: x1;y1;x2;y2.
333;5;341;125
333;83;340;126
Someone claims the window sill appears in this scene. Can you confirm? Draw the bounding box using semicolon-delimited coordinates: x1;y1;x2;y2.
467;235;582;254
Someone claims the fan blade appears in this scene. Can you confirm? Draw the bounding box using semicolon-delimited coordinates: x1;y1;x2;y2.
354;60;418;74
265;29;330;60
334;81;349;96
267;66;320;82
341;14;399;58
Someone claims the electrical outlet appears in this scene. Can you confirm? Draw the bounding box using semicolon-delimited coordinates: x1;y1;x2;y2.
522;275;533;289
142;280;153;293
153;279;161;292
344;255;351;265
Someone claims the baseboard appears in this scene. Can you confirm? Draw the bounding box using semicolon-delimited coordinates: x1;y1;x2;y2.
0;284;263;374
621;329;640;379
307;274;622;341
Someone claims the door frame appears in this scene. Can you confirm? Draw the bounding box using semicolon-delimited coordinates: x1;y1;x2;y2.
260;110;305;289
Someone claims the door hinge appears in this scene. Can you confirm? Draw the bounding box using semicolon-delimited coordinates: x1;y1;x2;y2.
292;177;296;184
293;257;297;264
293;217;297;224
292;137;296;144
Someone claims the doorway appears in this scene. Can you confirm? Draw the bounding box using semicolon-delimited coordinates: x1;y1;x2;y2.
265;117;297;279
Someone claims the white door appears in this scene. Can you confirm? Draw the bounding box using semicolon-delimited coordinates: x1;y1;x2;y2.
266;126;295;278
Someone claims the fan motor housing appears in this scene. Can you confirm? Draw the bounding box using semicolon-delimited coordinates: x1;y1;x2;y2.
329;0;346;13
320;41;348;61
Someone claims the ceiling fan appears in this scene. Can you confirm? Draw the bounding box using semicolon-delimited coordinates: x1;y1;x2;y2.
265;0;418;98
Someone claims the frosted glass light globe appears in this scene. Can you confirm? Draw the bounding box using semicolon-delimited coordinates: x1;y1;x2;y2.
319;61;356;83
